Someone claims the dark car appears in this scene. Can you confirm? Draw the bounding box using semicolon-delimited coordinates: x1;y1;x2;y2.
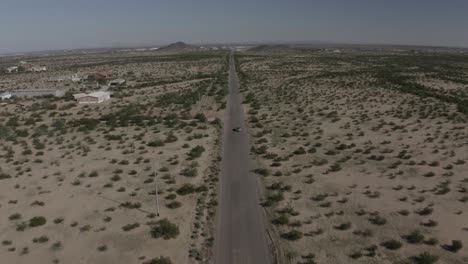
232;127;242;132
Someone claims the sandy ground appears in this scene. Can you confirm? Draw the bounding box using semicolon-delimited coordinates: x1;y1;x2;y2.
238;51;468;264
0;50;228;264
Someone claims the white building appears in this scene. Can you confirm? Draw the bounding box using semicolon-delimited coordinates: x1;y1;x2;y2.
28;65;47;72
6;66;18;73
71;74;84;82
108;78;126;87
11;89;65;98
0;92;12;100
73;91;111;104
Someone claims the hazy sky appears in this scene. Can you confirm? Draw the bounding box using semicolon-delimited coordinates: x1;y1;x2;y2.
1;0;468;53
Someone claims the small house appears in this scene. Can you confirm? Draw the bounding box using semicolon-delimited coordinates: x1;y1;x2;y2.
0;92;12;100
83;75;100;88
71;74;84;82
74;91;111;104
109;78;126;87
6;66;18;73
11;89;65;98
29;65;47;72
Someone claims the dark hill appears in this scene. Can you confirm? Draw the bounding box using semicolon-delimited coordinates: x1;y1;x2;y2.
158;42;200;52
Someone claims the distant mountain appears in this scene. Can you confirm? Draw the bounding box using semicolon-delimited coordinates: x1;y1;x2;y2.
157;42;200;52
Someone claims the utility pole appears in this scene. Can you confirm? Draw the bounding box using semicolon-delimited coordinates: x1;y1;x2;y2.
154;162;160;217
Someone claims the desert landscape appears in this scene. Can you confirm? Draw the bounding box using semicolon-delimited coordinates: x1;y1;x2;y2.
1;44;468;264
2;2;468;264
0;46;228;264
237;46;468;264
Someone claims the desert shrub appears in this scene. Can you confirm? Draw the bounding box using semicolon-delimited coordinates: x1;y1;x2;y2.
144;178;154;184
353;229;373;237
9;213;21;221
349;251;363;259
421;219;438;227
423;172;435;177
0;173;12;180
104;134;122;141
398;210;410;216
329;163;342;172
165;193;177;200
176;184;196;195
293;147;306;155
281;230;303;240
150;219;179;239
176;184;206;195
51;241;62;251
404;230;424;244
122;223;140;231
115;160;129;166
415;207;433;216
252;168;270;176
368;215;387;225
16;222;28;231
166;201;182;209
180;167;197;177
144;256;172;264
111;175;121;181
164;132;178;143
299;253;316;264
411;252;439;264
424;237;439;246
194;113;207;123
187;145;205;159
32;236;49;243
266;192;284;204
29;216;46;227
119;202;141;209
272;214;289;225
97;245;107;252
75;118;99;131
334;222;352;230
381;239;402;250
80;225;91;232
53;217;64;224
443;240;463;252
148;140;165;147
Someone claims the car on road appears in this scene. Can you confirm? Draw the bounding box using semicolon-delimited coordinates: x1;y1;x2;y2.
232;127;242;132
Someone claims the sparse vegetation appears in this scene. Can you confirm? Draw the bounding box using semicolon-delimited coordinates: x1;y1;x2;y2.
0;50;228;263
237;49;468;264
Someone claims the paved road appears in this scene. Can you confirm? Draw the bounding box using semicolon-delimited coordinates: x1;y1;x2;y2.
214;52;272;264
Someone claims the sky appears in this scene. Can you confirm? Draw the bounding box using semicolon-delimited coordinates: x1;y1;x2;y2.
1;0;468;53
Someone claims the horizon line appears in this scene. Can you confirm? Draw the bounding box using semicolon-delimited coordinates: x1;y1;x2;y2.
2;40;468;56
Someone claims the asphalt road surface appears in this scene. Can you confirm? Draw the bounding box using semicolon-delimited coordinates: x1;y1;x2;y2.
214;52;272;264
